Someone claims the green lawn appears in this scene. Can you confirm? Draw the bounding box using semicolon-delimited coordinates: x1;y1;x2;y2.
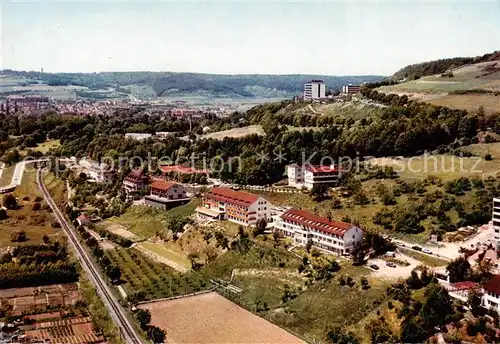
0;165;15;186
107;198;200;238
0;169;63;247
138;242;191;269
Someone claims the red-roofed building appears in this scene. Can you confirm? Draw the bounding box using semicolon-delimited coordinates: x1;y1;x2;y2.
287;164;342;190
159;165;209;175
273;208;363;255
123;169;149;195
144;180;189;210
196;187;270;226
483;274;500;312
76;214;91;227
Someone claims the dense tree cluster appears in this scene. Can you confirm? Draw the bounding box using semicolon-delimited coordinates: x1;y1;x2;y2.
0;242;77;288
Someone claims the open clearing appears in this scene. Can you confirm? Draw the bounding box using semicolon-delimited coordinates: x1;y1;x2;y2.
427;93;499;114
20;140;61;155
368;143;500;181
104;199;199;239
0;169;63;247
101;222;141;241
200;125;264;140
135;242;191;272
0;165;15;186
139;292;305;344
378;59;500;114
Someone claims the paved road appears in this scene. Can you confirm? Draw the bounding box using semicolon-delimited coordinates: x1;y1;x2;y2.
0;159;49;193
37;168;143;344
0;162;5;181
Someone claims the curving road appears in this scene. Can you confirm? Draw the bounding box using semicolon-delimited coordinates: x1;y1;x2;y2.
37;168;143;344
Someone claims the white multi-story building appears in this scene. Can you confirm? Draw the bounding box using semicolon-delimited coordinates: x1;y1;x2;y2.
286;164;342;190
304;80;325;101
482;274;500;312
493;198;500;250
79;158;115;184
195;187;271;226
273;208;363;255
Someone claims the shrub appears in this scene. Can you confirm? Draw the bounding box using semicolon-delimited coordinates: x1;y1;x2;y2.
0;209;7;220
32;202;42;211
11;230;27;242
34;196;43;202
2;194;17;210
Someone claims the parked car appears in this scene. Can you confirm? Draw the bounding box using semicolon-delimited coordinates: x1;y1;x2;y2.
422;248;433;254
386;262;397;268
412;245;422;251
370;264;379;270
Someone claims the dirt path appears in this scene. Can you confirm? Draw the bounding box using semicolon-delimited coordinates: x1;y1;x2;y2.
307;104;323;115
134;243;189;273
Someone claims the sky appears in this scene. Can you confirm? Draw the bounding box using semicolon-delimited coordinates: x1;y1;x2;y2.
1;1;500;76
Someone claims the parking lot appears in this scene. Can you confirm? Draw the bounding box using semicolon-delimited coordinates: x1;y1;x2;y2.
368;252;421;279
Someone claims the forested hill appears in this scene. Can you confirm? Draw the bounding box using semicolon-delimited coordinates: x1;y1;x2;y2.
0;70;384;98
392;50;500;81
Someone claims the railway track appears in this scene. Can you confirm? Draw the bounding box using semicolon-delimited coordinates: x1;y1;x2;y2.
37;168;143;344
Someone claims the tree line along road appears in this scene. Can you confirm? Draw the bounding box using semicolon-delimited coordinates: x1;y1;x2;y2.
36;168;143;344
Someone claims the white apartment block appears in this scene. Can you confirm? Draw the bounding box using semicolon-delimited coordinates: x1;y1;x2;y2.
273;208;363;255
493;198;500;250
287;164;341;190
304;80;326;101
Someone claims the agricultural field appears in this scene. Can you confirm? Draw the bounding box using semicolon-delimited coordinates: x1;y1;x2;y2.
427;93;500;114
139;292;305;344
103;199;199;239
200;125;265;140
378;59;500;114
23;316;104;344
106;247;209;300
370;142;500;181
0;168;63;247
0;283;82;316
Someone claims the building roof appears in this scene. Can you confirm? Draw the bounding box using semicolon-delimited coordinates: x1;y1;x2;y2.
160;165;208;175
280;208;354;236
484;274;500;295
206;187;260;207
305;165;340;173
125;169;147;183
151;180;178;191
450;281;479;291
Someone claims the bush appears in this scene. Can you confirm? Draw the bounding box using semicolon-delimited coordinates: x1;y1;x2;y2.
11;230;27;242
34;196;43;202
2;194;17;210
52;221;61;228
484;153;492;161
32;202;42;211
0;209;7;220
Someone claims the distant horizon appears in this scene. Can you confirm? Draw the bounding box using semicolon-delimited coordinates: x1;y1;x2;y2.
1;68;388;77
2;1;500;75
